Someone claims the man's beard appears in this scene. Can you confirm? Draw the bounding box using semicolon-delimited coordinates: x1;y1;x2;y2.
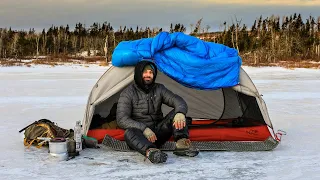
143;78;153;85
143;76;153;85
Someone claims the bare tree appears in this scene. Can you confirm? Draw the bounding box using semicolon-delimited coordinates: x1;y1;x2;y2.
104;34;108;62
64;33;69;55
72;35;77;56
41;32;47;55
269;15;276;63
190;24;194;33
35;33;40;60
232;16;241;52
194;18;203;34
53;36;57;56
112;31;116;48
0;29;3;58
206;25;211;32
147;27;150;38
57;29;62;56
317;16;320;58
230;24;235;49
12;33;19;59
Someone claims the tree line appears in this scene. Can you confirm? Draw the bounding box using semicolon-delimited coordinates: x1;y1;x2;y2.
0;13;319;64
0;22;162;61
197;14;320;64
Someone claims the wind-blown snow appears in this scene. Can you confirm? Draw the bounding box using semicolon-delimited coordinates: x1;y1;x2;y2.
0;65;319;180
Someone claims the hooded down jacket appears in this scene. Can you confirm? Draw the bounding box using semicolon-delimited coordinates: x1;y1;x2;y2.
116;60;188;131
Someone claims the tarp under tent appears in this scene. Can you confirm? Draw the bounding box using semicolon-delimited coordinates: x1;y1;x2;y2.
82;32;282;151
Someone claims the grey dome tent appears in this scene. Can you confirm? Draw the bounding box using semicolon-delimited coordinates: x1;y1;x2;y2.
82;66;281;151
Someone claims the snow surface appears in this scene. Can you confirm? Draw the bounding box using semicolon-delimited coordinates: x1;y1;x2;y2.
0;65;320;180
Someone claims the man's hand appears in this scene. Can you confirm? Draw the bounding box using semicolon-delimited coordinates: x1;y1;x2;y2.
173;113;186;130
143;127;157;143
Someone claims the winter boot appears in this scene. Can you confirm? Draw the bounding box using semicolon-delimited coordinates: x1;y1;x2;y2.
173;138;199;157
146;148;168;164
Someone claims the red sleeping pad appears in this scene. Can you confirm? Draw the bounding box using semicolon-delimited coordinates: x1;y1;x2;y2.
87;125;272;143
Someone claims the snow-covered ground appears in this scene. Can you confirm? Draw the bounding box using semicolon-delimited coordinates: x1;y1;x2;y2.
0;65;319;180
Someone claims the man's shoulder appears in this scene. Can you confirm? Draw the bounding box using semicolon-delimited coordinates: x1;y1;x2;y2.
120;83;135;95
154;82;164;87
154;83;167;89
153;83;168;92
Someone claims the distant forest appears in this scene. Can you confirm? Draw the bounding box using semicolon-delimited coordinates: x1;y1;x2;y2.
0;13;320;65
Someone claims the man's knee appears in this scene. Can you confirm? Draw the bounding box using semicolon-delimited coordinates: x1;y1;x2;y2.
124;128;143;141
124;128;155;155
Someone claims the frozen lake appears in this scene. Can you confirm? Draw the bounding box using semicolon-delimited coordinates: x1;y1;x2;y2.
0;65;319;180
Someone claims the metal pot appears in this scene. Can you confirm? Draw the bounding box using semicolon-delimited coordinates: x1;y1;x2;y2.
49;138;67;155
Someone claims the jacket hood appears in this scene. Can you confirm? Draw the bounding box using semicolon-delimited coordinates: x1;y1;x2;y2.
134;60;158;93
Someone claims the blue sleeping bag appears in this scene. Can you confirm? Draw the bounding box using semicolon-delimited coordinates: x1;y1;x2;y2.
111;32;242;90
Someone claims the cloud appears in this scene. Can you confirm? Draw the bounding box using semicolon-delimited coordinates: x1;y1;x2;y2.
0;0;319;32
201;0;320;6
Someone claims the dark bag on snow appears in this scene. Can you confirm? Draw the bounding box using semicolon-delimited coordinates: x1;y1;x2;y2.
19;119;73;148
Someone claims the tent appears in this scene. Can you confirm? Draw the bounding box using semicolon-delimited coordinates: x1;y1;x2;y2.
82;66;281;151
82;32;281;151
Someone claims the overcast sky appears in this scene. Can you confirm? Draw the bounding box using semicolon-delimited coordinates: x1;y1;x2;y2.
0;0;319;32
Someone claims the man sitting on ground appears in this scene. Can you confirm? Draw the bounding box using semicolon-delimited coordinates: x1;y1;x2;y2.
116;60;198;163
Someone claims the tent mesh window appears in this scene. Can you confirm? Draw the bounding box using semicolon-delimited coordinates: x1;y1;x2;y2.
218;88;266;127
237;92;265;124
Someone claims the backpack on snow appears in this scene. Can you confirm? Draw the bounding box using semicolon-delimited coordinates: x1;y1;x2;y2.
19;119;74;148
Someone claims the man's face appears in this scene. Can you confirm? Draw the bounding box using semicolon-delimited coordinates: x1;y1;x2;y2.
142;69;154;85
